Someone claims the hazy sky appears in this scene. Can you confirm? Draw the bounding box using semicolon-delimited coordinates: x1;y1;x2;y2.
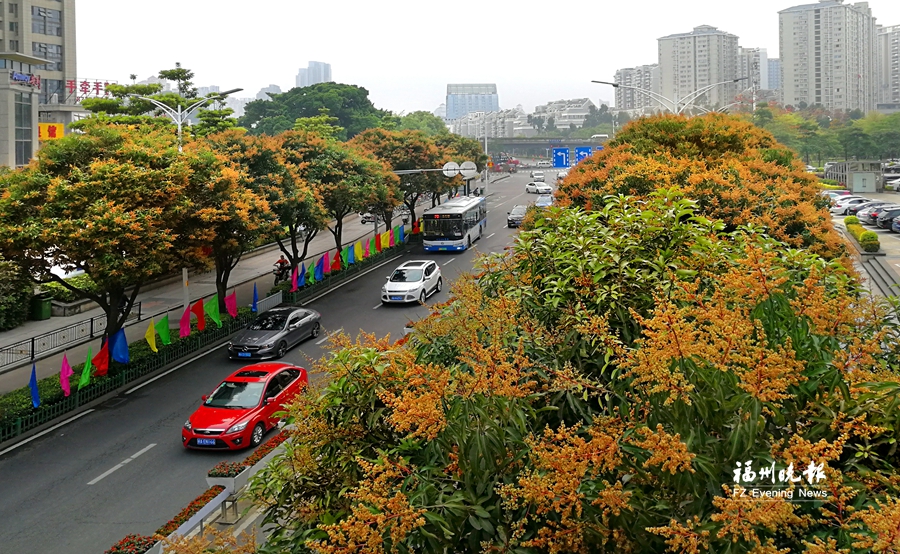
78;0;900;114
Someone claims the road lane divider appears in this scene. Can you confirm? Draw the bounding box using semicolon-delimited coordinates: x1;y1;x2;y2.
315;327;344;345
0;409;96;458
87;443;157;485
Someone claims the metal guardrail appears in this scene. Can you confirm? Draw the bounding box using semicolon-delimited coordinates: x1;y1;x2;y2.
0;302;142;371
256;290;283;313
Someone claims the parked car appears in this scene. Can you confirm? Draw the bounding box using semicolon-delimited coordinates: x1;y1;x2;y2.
228;307;321;360
819;190;852;200
865;205;900;225
535;195;554;208
381;260;442;304
507;205;528;228
525;181;552;194
851;201;893;217
183;363;307;450
530;171;546;182
830;197;870;215
892;217;900;233
876;208;900;229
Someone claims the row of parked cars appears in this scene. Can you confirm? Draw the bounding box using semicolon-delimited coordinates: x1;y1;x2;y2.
827;191;900;231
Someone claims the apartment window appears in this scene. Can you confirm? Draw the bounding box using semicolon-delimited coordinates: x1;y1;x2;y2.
8;2;16;15
15;92;33;167
32;42;63;71
39;78;63;103
32;6;62;36
9;40;18;51
8;21;17;32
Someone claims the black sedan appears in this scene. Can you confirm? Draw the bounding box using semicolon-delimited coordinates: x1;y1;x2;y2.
876;208;900;229
507;205;528;228
228;306;321;360
848;201;893;216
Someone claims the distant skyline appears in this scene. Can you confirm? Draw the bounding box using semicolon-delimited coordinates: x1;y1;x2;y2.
77;0;900;114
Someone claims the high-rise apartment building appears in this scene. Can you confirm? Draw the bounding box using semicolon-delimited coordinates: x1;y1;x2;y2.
738;47;768;92
256;84;282;101
768;58;783;90
878;25;900;104
614;64;661;112
445;84;499;121
658;25;741;110
779;0;878;112
295;61;332;88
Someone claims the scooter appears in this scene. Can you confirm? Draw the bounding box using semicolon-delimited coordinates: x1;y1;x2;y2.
273;263;290;285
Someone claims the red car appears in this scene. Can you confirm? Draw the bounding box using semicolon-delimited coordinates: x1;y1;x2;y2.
182;363;307;450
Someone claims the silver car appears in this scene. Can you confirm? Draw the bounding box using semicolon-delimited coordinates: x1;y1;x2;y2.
381;260;443;304
228;306;321;360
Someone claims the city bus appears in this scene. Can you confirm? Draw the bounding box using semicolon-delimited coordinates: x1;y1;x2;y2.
421;196;487;252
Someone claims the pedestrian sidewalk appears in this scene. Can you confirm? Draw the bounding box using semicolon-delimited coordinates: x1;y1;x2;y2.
0;213;399;395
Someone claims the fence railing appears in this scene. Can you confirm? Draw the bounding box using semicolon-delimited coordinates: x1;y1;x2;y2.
0;302;142;372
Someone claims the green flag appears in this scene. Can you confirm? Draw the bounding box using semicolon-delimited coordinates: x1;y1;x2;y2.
341;247;349;266
154;315;171;345
307;260;315;284
203;295;222;328
78;346;92;390
369;237;377;255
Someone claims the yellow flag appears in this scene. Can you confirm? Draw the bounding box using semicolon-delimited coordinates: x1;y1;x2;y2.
354;241;363;262
381;232;390;249
145;318;158;353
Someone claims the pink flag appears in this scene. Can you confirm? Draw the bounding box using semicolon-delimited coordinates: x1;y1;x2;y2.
364;240;370;258
389;229;396;247
59;353;73;397
224;291;238;318
290;265;299;292
323;251;331;275
179;306;191;338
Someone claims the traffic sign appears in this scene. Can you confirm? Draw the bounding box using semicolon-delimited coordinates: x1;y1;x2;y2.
594;146;604;152
575;147;593;164
459;161;479;179
442;162;460;178
552;148;569;168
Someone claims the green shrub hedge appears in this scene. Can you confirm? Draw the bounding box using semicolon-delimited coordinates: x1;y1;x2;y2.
820;179;841;187
41;274;100;303
845;221;881;252
844;215;860;225
0;259;31;331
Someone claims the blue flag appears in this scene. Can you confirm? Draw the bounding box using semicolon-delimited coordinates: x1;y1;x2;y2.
314;256;325;281
29;364;40;408
110;328;129;364
252;283;258;312
348;245;355;265
297;263;306;287
399;225;405;243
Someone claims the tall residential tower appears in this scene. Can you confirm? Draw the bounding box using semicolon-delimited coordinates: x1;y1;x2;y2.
657;25;741;109
445;84;499;120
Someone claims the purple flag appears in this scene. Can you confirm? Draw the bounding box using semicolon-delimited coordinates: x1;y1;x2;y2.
60;353;73;397
179;306;191;338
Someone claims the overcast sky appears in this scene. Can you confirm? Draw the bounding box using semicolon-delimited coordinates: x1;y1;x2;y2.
78;0;900;114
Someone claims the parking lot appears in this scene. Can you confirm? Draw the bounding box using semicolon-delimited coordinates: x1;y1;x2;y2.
831;191;900;253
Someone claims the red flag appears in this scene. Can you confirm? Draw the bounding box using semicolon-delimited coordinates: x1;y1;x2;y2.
375;235;383;253
92;341;109;377
413;220;420;234
191;299;206;331
331;251;341;272
224;291;238;318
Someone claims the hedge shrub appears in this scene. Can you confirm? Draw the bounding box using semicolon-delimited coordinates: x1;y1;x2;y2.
820;179;841;187
0;258;31;331
41;274;100;303
844;215;860;225
845;221;881;252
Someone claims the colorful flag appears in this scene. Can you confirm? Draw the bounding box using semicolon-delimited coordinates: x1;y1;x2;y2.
306;262;315;284
331;251;341;272
341;247;349;267
365;238;372;258
224;292;238;318
252;283;258;312
353;241;363;264
290;265;299;292
60;354;73;397
376;233;384;253
398;225;406;243
323;251;331;275
191;299;206;332
29;364;40;408
145;319;158;353
314;256;325;281
92;341;109;377
180;306;191;338
155;315;171;345
298;263;306;287
389;228;396;247
412;220;420;234
110;328;129;364
204;295;222;328
79;347;92;390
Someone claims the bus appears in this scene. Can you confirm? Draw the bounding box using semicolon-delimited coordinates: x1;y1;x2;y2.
421;196;487;252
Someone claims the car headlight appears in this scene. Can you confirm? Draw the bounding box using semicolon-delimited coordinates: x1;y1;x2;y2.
183;420;192;430
262;342;274;349
226;422;248;434
382;287;388;293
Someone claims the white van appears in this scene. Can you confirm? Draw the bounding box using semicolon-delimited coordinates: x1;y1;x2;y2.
591;134;609;140
536;160;552;168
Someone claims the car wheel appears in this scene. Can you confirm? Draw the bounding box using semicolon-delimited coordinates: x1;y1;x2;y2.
435;277;443;293
276;341;287;359
310;322;320;339
419;290;426;304
250;423;265;447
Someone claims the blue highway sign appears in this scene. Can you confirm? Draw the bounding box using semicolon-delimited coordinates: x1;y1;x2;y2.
552;148;569;168
575;147;593;163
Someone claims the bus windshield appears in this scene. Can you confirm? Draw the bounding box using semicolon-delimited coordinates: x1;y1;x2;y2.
422;218;464;240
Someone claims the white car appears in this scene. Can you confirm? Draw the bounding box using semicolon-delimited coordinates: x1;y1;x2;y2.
557;170;568;180
830;197;868;214
530;171;546;182
536;161;552;168
525;182;552;194
381;260;442;304
535;195;554;208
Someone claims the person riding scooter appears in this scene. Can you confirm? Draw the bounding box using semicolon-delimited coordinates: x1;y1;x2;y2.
273;255;290;285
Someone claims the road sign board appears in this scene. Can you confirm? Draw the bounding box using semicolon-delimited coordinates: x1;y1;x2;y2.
594;146;604;152
442;162;460;178
575;147;593;164
459;161;479;179
552;148;569;168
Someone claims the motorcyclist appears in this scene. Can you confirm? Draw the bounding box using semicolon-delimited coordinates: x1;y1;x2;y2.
273;255;290;284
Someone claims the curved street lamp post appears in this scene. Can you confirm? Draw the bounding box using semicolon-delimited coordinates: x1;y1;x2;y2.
130;88;243;152
591;78;747;115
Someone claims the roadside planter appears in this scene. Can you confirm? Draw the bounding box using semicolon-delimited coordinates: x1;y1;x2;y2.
205;462;252;492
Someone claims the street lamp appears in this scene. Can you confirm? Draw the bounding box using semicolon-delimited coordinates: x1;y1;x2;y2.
130;88;243;152
591;78;747;115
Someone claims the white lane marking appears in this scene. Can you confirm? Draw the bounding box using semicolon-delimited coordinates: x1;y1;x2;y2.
486;233;496;239
372;304;382;310
88;443;156;485
234;506;264;536
126;343;230;395
315;327;343;345
443;258;455;265
0;409;96;458
300;254;406;306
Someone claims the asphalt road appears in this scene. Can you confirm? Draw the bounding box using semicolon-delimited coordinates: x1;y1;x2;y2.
0;171;553;554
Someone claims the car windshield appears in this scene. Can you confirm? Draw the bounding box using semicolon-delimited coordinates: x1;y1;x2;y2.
248;314;287;331
510;208;527;216
205;380;264;409
390;268;423;282
422;218;464;240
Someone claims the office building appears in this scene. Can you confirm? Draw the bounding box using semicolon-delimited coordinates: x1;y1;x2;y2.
0;53;42;167
779;0;878;112
256;84;282;101
658;25;741;110
445;84;499;121
196;85;220;97
768;58;783;90
878;25;900;104
295;61;332;88
614;64;661;112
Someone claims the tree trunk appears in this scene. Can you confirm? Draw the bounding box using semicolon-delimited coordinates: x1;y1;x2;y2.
215;253;237;312
330;215;345;252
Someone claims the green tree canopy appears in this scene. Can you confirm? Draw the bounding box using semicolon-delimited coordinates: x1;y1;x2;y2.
397;111;449;136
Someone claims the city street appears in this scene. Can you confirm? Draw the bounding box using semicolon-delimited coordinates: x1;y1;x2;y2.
0;171;551;554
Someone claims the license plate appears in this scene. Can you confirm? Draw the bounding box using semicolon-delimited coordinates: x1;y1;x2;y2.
196;438;216;446
390;296;403;301
238;352;251;358
439;247;447;251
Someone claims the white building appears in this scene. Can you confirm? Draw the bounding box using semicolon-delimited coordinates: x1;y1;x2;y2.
738;47;768;92
448;108;531;139
224;97;252;118
779;0;879;112
768;58;783;91
614;64;661;112
296;61;332;88
433;103;446;119
658;25;741;110
256;84;282;101
878;25;900;104
533;98;596;129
